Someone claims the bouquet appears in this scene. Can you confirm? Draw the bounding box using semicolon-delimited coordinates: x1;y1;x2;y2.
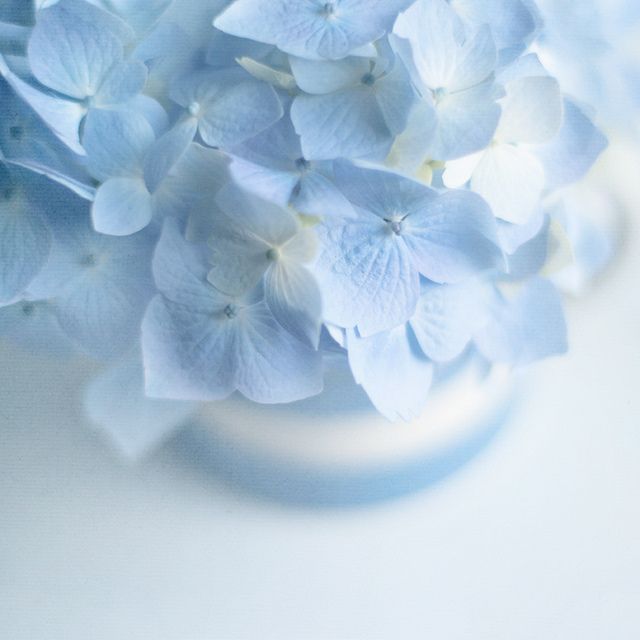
0;0;607;453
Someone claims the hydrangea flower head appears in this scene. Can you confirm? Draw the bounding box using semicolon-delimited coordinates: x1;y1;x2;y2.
0;0;609;450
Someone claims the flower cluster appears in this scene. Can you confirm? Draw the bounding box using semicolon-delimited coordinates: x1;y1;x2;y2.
0;0;607;443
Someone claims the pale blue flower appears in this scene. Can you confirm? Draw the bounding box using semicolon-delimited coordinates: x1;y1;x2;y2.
228;107;349;216
208;186;323;347
142;219;324;403
313;162;503;336
170;68;283;150
393;0;502;161
443;61;564;223
26;189;157;359
290;47;417;160
0;1;148;154
214;0;414;60
82;108;228;235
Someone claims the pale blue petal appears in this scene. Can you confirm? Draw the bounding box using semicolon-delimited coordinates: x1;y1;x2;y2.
28;0;131;99
403;190;503;282
347;324;433;421
152;218;222;311
0;77;94;197
0;184;51;303
0;53;86;154
28;205;156;359
394;0;465;89
451;0;536;56
215;185;299;245
313;218;420;336
503;219;550;280
264;262;322;348
143;118;197;193
497;209;546;255
289;56;370;94
0;299;76;358
152;143;229;221
291;87;392;161
374;57;416;135
474;278;568;367
142;295;323;403
291;170;354;219
82;108;155;181
94;59;147;107
535;99;608;190
85;351;198;458
214;0;413;60
332;161;438;220
470;143;545;224
142;295;236;401
496;75;563;145
229;156;299;207
449;25;497;93
92;177;153;236
429;81;501;160
233;300;324;403
409;280;489;362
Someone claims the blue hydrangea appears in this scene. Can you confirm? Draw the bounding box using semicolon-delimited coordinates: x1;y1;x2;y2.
0;0;610;448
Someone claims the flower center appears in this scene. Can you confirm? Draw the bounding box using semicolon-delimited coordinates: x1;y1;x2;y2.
384;213;406;236
432;87;448;103
224;304;238;319
79;253;97;267
266;247;280;261
9;125;24;140
295;157;310;172
188;101;201;117
21;302;36;317
361;73;376;86
320;2;336;17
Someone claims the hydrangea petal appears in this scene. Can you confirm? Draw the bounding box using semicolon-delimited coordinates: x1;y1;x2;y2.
28;0;131;99
85;351;198;458
409;280;489;362
0;186;51;303
214;0;413;61
395;0;464;89
474;278;568;367
347;325;433;421
497;76;563;145
92;177;153;236
535;99;608;190
471;143;545;224
94;59;148;107
289;56;370;95
28;205;156;359
82;108;155;181
313;218;420;336
264;261;322;348
143;118;198;193
402;190;503;282
291;87;392;161
0;54;86;155
429;82;501;160
451;0;536;57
